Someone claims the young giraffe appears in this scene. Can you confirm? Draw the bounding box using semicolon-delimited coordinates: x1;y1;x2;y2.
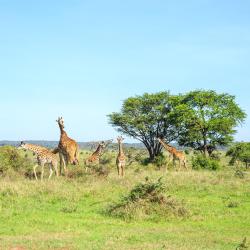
116;136;126;177
157;138;188;170
85;141;106;172
18;141;59;180
54;117;79;175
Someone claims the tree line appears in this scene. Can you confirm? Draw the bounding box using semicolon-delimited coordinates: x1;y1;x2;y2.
108;90;246;161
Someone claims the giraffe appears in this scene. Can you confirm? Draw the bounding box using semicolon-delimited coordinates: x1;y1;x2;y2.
85;141;106;172
55;117;79;175
157;138;188;170
18;141;59;180
116;136;126;177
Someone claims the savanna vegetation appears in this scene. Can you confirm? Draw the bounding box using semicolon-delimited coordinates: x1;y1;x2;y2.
0;90;249;250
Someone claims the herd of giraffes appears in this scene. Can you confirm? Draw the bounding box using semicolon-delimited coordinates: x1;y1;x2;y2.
18;117;187;180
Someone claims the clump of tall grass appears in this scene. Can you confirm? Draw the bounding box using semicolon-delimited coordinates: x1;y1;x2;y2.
106;177;188;220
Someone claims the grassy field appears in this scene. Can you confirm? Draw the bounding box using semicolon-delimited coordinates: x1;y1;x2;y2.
0;160;250;250
0;147;249;250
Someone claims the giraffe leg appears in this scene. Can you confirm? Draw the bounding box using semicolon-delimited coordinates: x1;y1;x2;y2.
48;166;53;180
178;159;182;171
166;155;172;171
165;162;168;173
84;159;88;172
41;164;45;180
173;158;177;171
59;154;63;175
61;156;67;176
54;162;59;177
121;166;125;177
117;165;121;177
33;164;38;180
184;160;188;170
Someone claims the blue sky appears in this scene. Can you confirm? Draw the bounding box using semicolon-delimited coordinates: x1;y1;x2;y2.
0;0;249;142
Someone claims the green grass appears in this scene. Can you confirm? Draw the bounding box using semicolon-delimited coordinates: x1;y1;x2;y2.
0;167;249;250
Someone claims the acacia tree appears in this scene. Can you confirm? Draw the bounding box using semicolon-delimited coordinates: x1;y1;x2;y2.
176;90;246;156
108;92;180;161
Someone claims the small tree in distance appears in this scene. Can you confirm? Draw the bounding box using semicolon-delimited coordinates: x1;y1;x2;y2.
226;142;250;168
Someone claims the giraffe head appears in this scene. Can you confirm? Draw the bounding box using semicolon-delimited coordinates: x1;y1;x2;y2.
17;141;27;150
56;117;65;129
99;141;106;149
157;138;172;149
117;136;124;143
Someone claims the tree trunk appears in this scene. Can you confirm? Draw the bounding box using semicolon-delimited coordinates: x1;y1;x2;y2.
203;133;209;158
203;143;209;158
143;141;162;161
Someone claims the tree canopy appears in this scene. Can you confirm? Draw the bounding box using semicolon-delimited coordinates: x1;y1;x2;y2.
108;92;180;160
177;90;246;156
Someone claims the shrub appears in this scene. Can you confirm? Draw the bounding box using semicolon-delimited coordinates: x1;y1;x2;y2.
126;148;148;166
107;177;188;220
92;165;110;177
234;169;245;179
153;153;168;168
227;201;239;208
100;153;113;165
191;154;221;170
210;151;222;160
0;146;32;176
236;237;248;250
67;167;87;178
60;204;78;213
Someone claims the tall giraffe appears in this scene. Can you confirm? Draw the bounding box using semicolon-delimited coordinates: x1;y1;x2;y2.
157;138;188;170
85;141;106;172
116;136;126;177
18;141;59;180
55;117;79;175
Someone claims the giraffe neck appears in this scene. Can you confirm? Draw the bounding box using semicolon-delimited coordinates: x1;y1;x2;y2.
94;145;104;156
59;126;68;140
118;142;124;156
159;139;173;153
23;143;43;155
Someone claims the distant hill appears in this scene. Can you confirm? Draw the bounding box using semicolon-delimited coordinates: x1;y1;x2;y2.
0;140;227;151
0;140;145;150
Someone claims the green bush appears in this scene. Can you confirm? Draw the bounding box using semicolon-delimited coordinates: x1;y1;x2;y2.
0;146;32;176
210;151;222;160
107;177;188;220
191;154;221;170
153;153;168;168
140;153;167;167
